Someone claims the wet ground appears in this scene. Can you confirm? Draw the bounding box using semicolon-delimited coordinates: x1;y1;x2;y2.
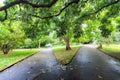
0;48;62;80
59;46;120;80
0;46;120;80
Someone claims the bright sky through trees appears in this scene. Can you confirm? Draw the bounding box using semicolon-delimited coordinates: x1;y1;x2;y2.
0;0;5;4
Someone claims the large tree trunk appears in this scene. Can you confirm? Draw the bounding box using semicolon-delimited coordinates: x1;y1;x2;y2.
98;43;102;49
3;48;11;54
62;36;71;50
2;43;11;54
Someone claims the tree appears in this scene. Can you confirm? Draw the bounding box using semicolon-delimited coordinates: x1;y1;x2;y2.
21;18;52;47
0;21;25;54
54;18;72;50
0;0;120;51
78;19;101;43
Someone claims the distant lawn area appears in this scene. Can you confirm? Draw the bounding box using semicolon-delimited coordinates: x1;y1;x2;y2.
0;49;40;71
53;46;80;65
101;44;120;60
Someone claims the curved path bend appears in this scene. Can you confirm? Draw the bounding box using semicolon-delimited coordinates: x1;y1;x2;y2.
0;46;120;80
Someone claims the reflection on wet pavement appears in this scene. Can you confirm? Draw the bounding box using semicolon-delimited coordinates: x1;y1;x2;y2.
0;46;120;80
0;48;62;80
62;46;120;80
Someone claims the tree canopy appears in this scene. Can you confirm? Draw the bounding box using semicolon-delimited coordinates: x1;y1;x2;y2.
0;0;120;21
0;0;120;53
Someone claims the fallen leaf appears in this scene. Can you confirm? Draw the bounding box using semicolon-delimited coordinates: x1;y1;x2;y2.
47;68;51;72
60;65;67;71
97;75;103;79
70;67;73;70
40;69;46;73
61;78;64;80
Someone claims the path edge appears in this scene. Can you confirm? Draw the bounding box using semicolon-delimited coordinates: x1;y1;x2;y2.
64;47;81;65
0;51;40;72
97;48;120;61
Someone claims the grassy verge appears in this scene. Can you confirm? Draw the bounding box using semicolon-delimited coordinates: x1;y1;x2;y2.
0;48;40;71
53;46;80;65
100;44;120;60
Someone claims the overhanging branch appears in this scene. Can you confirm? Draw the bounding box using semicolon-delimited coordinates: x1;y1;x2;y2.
80;0;120;19
0;0;58;21
31;0;120;19
0;0;119;21
0;0;58;11
31;0;82;19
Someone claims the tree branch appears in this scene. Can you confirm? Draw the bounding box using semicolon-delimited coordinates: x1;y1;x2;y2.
0;0;58;21
0;0;21;11
80;0;120;19
32;0;119;20
31;0;81;19
0;0;119;21
0;0;58;11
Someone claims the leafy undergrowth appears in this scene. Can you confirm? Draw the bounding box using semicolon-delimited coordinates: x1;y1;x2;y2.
0;49;40;71
53;46;80;65
101;44;120;60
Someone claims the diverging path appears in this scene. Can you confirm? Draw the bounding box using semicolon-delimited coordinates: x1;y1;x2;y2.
0;46;120;80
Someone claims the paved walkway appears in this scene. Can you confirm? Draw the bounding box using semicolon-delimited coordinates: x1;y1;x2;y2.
0;46;120;80
0;48;62;80
59;46;120;80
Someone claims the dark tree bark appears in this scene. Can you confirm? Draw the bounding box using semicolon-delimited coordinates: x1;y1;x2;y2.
98;43;102;49
2;43;11;54
3;48;10;54
62;36;71;50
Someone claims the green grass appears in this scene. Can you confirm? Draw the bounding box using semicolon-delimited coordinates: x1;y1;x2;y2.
53;46;80;65
101;44;120;60
0;48;40;71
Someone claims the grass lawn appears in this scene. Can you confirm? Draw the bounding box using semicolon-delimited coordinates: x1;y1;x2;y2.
101;44;120;60
0;48;40;71
53;46;80;65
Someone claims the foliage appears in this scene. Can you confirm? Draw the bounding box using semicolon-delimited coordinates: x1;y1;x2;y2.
73;25;83;39
0;0;120;49
99;25;112;38
53;18;69;37
110;32;120;43
24;38;33;48
0;21;25;54
81;20;101;42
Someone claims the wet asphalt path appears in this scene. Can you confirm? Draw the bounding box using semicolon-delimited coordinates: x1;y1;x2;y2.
60;46;120;80
0;46;120;80
0;48;62;80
